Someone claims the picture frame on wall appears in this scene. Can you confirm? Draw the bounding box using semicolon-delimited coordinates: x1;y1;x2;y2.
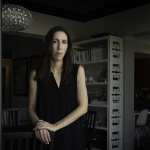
13;58;30;96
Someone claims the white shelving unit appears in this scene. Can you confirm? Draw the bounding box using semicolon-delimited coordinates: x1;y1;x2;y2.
73;35;123;150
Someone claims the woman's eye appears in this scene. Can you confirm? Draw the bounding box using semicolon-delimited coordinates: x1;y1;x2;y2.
52;40;67;44
62;40;67;44
52;40;57;43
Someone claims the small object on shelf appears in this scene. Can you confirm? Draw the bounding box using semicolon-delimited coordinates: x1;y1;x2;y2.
88;76;95;83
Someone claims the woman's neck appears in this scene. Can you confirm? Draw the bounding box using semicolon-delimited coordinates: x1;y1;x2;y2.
50;60;63;74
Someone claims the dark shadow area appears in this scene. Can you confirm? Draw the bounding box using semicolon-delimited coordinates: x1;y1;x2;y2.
134;53;150;150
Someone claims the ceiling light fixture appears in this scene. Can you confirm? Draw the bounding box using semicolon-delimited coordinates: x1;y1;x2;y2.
2;4;32;32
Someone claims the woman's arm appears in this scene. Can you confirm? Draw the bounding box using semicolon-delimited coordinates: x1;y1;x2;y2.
54;65;88;131
28;70;40;125
28;70;52;144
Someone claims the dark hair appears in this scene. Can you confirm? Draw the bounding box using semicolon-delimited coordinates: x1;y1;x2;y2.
36;26;73;81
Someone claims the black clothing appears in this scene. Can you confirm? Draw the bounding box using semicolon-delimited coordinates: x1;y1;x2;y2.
36;64;85;150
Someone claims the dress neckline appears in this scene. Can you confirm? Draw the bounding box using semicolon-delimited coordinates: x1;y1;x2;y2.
50;71;62;89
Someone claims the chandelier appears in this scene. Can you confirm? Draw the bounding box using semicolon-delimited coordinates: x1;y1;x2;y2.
2;4;32;32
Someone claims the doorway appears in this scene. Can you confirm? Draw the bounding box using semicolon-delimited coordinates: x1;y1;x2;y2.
134;52;150;150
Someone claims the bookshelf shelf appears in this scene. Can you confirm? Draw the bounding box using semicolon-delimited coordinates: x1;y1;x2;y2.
86;81;107;86
82;59;108;64
89;103;107;108
95;125;107;131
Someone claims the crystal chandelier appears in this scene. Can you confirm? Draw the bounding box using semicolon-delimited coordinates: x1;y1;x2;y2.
2;4;32;32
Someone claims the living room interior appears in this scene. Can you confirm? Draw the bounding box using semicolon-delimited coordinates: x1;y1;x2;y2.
1;0;150;150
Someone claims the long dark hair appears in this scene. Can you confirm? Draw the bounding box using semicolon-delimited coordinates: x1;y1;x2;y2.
36;26;73;81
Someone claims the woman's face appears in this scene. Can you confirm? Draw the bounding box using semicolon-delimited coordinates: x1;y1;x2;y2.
51;31;68;61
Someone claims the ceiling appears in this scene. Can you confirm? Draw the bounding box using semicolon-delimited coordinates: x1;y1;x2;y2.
2;0;150;22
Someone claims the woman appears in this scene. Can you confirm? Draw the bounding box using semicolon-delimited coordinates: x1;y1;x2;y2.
28;26;88;150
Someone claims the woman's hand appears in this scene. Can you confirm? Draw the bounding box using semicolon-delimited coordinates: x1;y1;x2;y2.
34;120;57;132
34;128;51;144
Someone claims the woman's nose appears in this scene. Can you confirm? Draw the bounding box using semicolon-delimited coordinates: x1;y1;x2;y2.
57;42;62;50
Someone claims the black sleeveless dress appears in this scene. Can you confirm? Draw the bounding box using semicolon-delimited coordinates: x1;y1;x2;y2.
36;64;85;150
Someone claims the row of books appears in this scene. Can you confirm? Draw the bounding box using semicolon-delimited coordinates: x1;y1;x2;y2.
73;47;107;63
2;108;30;128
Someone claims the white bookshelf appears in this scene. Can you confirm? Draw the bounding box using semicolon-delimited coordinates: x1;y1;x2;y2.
73;35;123;150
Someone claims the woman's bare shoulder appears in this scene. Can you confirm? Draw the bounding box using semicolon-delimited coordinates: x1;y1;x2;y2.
30;69;37;79
76;64;85;79
77;64;85;73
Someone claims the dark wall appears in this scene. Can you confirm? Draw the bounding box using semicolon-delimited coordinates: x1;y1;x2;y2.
2;32;45;108
135;58;150;89
134;57;150;111
2;32;45;58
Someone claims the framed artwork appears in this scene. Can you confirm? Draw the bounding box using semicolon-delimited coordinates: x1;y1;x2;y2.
13;58;30;96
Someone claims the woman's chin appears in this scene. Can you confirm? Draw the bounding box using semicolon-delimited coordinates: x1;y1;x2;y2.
54;57;64;62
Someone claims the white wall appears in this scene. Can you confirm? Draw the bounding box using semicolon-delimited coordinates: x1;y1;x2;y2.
21;11;85;41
